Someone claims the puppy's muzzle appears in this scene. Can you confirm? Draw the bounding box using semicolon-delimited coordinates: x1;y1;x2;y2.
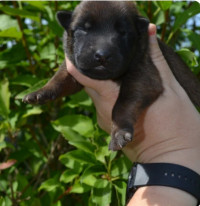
94;49;111;65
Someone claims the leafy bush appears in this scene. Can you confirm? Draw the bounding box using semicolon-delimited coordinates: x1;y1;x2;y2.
0;1;199;206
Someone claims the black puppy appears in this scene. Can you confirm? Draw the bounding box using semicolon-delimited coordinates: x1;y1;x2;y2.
23;2;200;151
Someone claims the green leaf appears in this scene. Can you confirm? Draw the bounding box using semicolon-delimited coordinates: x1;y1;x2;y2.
30;199;42;206
59;154;83;171
95;145;112;164
176;48;198;67
0;14;19;30
59;150;97;165
167;2;200;43
15;79;48;99
0;43;26;69
173;2;200;32
0;79;10;118
0;6;40;22
111;155;132;177
10;149;31;163
0;27;22;39
92;180;112;206
109;150;118;162
183;29;200;52
154;11;165;25
0;60;8;70
68;140;96;154
113;181;127;206
40;42;56;60
60;169;79;184
70;182;91;194
81;165;106;186
0;180;7;192
39;176;61;192
157;1;172;11
82;165;106;178
52;114;94;137
48;20;64;37
81;174;97;187
22;107;43;118
0;141;7;151
0;196;12;206
26;1;46;10
53;125;95;154
11;75;39;87
67;90;92;108
170;2;188;14
52;126;85;142
0;141;14;152
45;5;54;21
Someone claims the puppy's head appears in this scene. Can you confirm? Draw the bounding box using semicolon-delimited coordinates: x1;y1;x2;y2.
57;2;149;80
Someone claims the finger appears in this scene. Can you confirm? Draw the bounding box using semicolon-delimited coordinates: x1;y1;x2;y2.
66;57;96;87
65;57;89;84
148;23;166;63
65;56;116;94
148;23;176;86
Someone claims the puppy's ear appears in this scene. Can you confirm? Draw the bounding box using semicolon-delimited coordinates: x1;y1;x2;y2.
135;16;149;34
56;11;72;30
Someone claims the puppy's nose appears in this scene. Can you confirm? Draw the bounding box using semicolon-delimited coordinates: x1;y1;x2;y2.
94;49;111;64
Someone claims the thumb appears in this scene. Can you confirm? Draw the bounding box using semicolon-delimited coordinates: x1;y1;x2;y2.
148;23;176;87
148;23;166;64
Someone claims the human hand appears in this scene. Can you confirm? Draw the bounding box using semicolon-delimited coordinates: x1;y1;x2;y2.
123;24;200;170
66;23;200;205
66;57;119;133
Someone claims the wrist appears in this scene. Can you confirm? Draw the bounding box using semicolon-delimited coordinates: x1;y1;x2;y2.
127;186;197;206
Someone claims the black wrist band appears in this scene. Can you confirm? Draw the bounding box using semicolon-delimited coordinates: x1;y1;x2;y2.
126;163;200;205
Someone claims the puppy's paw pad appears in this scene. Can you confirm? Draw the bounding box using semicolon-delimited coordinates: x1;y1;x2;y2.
23;94;36;103
22;91;46;104
115;131;132;142
109;128;133;151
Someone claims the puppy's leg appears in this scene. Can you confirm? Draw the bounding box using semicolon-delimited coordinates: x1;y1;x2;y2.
23;61;83;104
109;61;163;151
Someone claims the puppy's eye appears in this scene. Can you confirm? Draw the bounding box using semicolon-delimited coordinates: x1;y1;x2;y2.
118;29;127;36
84;22;91;30
76;22;91;32
115;21;128;36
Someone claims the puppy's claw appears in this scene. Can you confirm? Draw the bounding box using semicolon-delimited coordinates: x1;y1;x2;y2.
23;91;45;104
109;128;133;151
124;132;132;141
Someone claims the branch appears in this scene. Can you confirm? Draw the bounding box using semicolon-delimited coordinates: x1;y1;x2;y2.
54;0;59;68
12;1;35;74
147;1;153;22
53;187;72;203
9;177;18;206
161;10;169;42
29;127;48;158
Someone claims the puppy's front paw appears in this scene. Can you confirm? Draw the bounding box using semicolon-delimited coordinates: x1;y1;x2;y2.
22;89;54;104
109;127;133;151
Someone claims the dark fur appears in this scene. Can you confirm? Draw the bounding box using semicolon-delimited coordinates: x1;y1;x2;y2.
23;2;200;151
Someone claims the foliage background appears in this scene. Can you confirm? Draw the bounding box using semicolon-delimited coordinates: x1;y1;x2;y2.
0;1;200;206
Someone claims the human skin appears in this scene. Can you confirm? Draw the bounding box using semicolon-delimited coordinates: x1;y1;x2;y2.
66;24;200;205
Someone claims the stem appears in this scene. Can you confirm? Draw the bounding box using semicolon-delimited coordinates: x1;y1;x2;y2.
161;10;169;42
19;135;64;197
54;0;59;68
29;127;48;158
147;1;152;21
12;1;35;74
53;187;72;203
10;177;18;206
19;164;47;198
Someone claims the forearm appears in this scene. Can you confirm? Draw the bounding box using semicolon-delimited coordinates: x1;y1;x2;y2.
127;186;197;206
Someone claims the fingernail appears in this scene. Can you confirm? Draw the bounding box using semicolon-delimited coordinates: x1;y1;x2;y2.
149;30;156;36
148;24;157;36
